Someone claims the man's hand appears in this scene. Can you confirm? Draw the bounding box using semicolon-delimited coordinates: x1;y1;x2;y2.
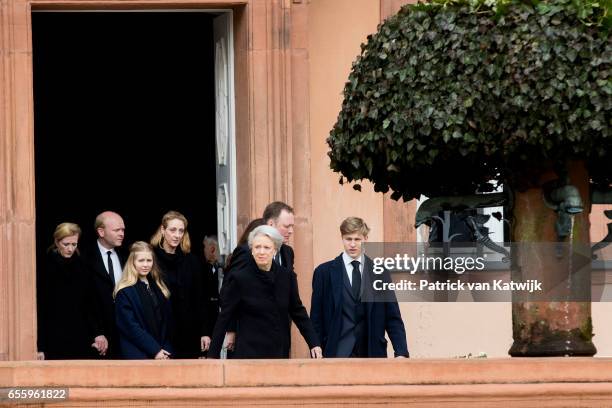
201;336;211;352
36;352;45;360
155;349;171;360
225;332;236;351
310;346;323;359
92;335;108;356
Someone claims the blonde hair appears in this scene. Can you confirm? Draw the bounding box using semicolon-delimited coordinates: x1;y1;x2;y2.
150;211;192;253
94;212;106;231
114;241;170;299
340;217;370;237
48;222;81;253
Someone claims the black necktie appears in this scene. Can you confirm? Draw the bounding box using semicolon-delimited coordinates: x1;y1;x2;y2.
274;251;281;266
351;260;361;299
107;251;115;286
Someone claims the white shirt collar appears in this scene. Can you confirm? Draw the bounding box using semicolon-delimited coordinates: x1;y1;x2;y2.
97;239;115;255
342;252;364;269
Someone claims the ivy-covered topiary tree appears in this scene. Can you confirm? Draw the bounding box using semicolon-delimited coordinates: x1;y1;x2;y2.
327;0;610;356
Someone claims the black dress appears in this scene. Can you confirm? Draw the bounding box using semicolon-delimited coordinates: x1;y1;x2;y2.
209;261;320;359
37;251;99;359
154;246;208;358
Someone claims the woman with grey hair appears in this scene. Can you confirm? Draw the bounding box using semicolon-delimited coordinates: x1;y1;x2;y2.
209;225;322;359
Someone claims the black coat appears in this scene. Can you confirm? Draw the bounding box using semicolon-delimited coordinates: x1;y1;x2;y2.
311;255;409;358
115;281;173;359
81;242;126;358
209;261;319;359
224;243;296;354
278;244;295;271
202;261;221;336
37;251;99;359
154;246;208;358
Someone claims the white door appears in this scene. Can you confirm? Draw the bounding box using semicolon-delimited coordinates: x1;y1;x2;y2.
213;11;236;256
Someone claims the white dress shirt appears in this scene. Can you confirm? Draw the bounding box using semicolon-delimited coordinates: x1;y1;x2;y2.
97;240;122;284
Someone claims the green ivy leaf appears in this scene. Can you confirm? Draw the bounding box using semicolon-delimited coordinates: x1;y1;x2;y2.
327;0;611;198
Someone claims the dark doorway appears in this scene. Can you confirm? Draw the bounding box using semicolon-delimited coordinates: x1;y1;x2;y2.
32;11;217;262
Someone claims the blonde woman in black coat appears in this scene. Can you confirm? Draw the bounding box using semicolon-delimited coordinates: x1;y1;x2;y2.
209;225;322;359
37;223;105;359
151;211;209;358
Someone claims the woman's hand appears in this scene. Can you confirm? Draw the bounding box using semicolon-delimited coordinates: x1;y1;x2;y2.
155;349;171;360
201;336;211;352
91;335;108;356
225;332;236;351
310;346;323;359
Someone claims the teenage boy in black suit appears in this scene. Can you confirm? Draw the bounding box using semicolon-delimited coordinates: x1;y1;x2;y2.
311;217;409;358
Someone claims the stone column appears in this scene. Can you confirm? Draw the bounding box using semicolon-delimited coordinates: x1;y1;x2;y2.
0;0;37;360
509;162;596;356
287;0;314;358
246;0;313;357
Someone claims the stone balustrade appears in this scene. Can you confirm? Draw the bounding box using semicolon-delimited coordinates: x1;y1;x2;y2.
2;358;612;407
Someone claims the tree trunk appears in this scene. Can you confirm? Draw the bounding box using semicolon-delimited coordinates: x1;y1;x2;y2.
508;161;596;356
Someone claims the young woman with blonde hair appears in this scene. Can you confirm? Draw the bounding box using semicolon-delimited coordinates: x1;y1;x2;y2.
151;211;210;358
114;241;173;359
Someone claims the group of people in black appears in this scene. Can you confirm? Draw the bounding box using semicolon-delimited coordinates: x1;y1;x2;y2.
37;210;220;360
37;201;409;360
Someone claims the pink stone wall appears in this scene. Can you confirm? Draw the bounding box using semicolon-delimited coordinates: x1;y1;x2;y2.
308;0;384;268
3;359;612;406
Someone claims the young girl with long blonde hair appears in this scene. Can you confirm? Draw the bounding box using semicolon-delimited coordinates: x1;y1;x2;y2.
114;241;173;359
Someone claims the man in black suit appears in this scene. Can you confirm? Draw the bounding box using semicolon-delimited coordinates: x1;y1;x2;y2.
202;235;222;340
310;217;409;358
263;201;295;270
226;202;295;274
82;211;126;358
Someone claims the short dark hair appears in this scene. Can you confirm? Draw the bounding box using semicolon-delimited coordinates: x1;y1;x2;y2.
262;201;294;223
237;218;266;246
